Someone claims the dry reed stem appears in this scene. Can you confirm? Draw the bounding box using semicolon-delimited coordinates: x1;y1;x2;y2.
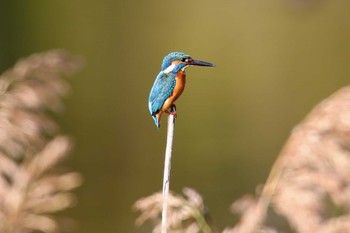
0;50;82;233
162;105;176;233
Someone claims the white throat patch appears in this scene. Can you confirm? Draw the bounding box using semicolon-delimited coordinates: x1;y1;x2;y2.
181;65;189;71
163;62;190;74
163;63;176;74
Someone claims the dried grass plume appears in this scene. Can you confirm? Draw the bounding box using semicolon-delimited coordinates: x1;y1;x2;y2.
0;50;82;233
135;85;350;233
134;187;211;233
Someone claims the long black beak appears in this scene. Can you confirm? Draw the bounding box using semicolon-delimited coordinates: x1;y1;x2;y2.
188;59;216;67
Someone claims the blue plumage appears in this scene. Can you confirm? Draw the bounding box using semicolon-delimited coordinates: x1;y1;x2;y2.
148;52;215;128
149;52;190;128
161;52;190;70
148;71;176;117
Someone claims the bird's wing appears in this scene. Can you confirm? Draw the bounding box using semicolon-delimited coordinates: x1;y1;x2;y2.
148;71;176;115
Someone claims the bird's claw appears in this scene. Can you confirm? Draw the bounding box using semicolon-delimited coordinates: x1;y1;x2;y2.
165;104;177;118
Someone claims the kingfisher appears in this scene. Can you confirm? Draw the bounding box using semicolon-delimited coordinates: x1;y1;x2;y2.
148;52;215;128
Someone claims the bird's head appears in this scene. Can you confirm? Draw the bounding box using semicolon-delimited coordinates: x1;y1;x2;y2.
161;52;215;74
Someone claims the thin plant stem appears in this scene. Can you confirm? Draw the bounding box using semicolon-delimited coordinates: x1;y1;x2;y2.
191;208;212;233
161;105;176;233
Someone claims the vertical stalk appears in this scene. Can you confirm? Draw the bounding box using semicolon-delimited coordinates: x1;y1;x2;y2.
161;105;176;233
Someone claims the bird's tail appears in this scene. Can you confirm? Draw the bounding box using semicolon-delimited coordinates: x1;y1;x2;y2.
152;115;160;128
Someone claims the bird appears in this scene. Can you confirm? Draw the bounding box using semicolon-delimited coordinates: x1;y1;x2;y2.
148;52;215;128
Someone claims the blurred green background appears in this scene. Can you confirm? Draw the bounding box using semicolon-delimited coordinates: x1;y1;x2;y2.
1;0;350;232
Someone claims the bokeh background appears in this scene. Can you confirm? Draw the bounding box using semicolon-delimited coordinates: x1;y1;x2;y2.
1;0;350;232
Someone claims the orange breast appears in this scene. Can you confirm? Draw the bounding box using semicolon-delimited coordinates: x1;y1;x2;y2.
161;71;186;111
172;70;186;101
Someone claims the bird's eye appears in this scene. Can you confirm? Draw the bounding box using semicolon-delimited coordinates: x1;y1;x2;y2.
181;58;187;62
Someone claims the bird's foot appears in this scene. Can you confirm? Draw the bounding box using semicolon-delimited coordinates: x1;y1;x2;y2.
165;104;177;118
